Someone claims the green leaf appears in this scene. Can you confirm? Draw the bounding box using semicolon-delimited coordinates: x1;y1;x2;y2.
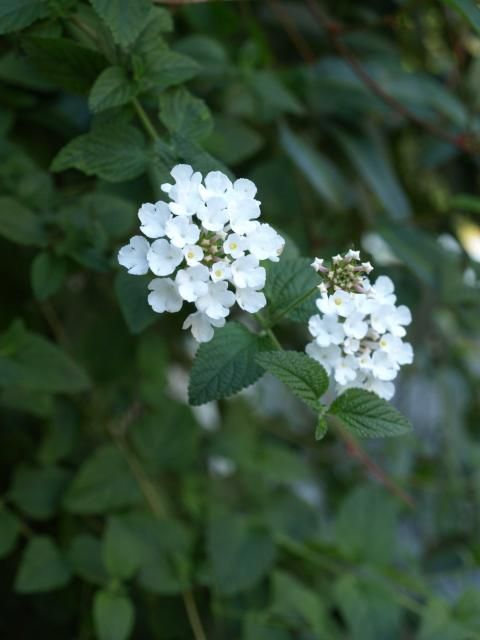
279;124;349;210
0;321;90;393
204;115;263;165
103;516;143;580
188;322;269;405
442;0;480;34
173;134;231;177
90;0;152;48
15;536;72;593
450;193;480;214
208;511;276;594
31;252;66;300
0;505;20;559
256;351;328;410
249;70;304;117
315;416;328;441
23;37;106;94
93;590;135;640
9;465;70;520
264;258;319;324
159;87;213;142
329;389;413;438
51;123;148;183
140;47;199;93
0;197;45;246
336;129;411;221
0;0;49;35
114;272;156;334
68;534;108;586
63;445;142;514
89;66;137;113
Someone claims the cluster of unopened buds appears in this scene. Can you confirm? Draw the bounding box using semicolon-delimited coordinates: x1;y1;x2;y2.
118;164;285;342
307;251;413;400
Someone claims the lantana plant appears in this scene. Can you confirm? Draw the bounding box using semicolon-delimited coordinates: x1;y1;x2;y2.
119;164;414;442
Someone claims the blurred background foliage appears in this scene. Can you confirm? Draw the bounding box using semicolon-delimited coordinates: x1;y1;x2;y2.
1;0;480;638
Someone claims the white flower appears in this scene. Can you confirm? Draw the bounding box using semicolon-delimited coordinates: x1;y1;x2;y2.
371;275;396;305
334;356;359;385
235;287;266;313
147;278;183;313
306;343;342;374
165;216;200;248
183;244;204;266
183;312;225;343
199;171;232;201
119;164;285;342
317;290;355;317
196;281;236;320
364;376;395;401
247;223;285;262
231;255;266;289
345;249;361;261
147;238;184;276
311;257;327;272
223;233;246;259
378;333;413;366
175;265;210;302
210;261;232;282
138;202;171;238
118;236;150;275
161;164;202;216
370;350;398;381
309;314;344;347
343;311;368;340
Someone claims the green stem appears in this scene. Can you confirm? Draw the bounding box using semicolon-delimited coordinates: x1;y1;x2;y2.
182;591;208;640
268;283;319;328
255;312;282;350
132;98;160;142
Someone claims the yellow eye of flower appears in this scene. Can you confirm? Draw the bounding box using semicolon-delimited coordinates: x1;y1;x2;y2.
187;251;194;259
334;297;342;306
380;339;387;347
215;270;222;278
230;242;237;250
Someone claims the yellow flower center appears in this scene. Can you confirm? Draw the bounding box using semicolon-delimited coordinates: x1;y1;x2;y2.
187;251;194;259
334;298;342;306
230;242;237;250
215;270;223;278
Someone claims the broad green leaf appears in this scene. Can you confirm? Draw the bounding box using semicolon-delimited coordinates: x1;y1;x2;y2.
208;512;275;594
89;66;137;113
336;129;411;221
90;0;152;47
280;123;349;210
23;37;106;94
315;416;328;441
188;322;269;405
0;0;49;35
174;34;228;77
0;197;45;246
329;389;412;438
159;87;213;142
140;47;199;93
37;405;79;464
256;351;328;410
63;445;142;514
103;516;143;580
443;0;480;34
249;70;303;117
68;534;108;585
272;571;328;637
0;321;90;393
31;251;66;300
114;272;156;334
0;505;20;559
15;536;72;593
243;615;291;640
204;115;263;165
335;486;398;564
9;465;70;520
451;193;480;214
51;123;147;183
93;590;135;640
264;258;319;324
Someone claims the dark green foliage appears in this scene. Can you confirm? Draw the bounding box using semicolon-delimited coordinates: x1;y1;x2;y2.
1;1;480;639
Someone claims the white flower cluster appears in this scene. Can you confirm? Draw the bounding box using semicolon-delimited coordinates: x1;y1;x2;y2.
118;165;284;342
306;255;413;400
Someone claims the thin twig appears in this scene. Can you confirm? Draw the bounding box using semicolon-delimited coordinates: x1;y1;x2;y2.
267;0;317;64
305;0;477;154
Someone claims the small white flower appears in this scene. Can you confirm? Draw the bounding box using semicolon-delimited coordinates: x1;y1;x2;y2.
370;350;398;381
183;244;204;266
147;238;184;276
232;177;257;200
235;287;266;313
378;334;413;366
138;202;171;238
364;376;395;401
175;265;210;302
371;275;396;305
229;199;261;235
306;343;342;374
311;257;327;272
231;255;266;289
317;290;355;317
246;223;285;262
334;355;358;385
345;249;361;261
199;171;232;201
309;315;344;347
147;278;183;313
223;233;246;259
161;164;202;216
118;236;150;275
196;281;236;319
196;197;229;232
210;261;232;282
343;337;360;355
343;311;368;340
183;311;225;343
165;216;200;248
